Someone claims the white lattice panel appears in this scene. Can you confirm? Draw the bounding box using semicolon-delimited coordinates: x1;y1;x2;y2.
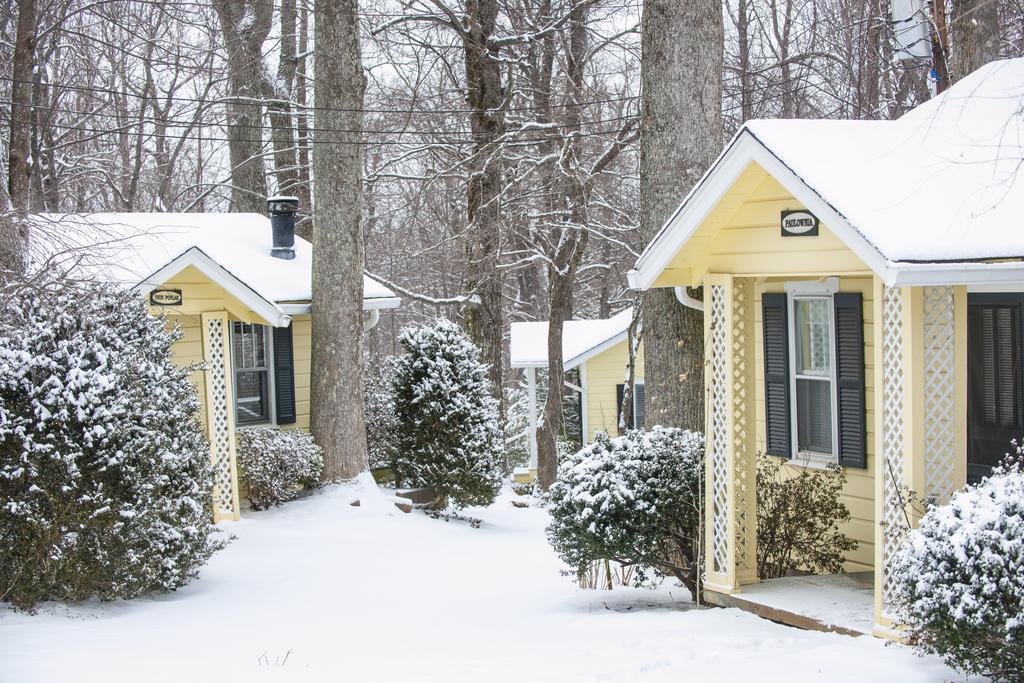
923;286;957;504
731;278;755;575
880;285;906;616
708;283;730;575
205;316;238;517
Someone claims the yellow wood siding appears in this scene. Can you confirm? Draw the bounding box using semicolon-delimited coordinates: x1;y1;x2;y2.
157;267;313;433
291;313;312;430
653;165;873;289
165;313;207;432
755;278;876;572
650;167;877;571
151;266;271;324
583;342;644;438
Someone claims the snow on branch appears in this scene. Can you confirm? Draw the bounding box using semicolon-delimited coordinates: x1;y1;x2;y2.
364;270;481;306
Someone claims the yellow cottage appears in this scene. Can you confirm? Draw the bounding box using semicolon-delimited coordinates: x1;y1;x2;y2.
41;201;399;522
628;59;1024;636
510;309;645;478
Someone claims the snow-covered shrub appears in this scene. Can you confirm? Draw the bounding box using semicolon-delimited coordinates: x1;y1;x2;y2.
363;360;398;471
756;454;857;579
0;283;224;609
237;427;323;510
390;319;503;509
546;428;705;598
893;457;1024;681
504;383;531;471
510;479;534;497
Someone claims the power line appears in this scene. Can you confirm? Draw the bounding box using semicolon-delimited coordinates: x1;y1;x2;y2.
30;119;640;148
2;98;637;137
0;76;639;115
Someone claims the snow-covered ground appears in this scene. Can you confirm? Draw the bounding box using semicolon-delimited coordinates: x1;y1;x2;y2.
1;481;972;682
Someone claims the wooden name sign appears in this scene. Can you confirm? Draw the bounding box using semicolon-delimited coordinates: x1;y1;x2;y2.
150;289;183;306
781;210;819;237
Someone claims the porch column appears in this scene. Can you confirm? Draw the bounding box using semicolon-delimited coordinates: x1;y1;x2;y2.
921;285;967;505
873;283;968;635
201;311;241;522
526;366;538;472
703;274;758;594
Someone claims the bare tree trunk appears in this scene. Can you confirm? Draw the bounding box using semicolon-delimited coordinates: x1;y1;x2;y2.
311;0;369;481
294;2;313;241
950;0;1000;80
858;0;883;119
640;0;723;433
461;0;506;413
618;304;642;435
212;0;271;213
268;0;299;197
537;2;589;491
736;0;752;123
930;0;952;94
2;0;35;274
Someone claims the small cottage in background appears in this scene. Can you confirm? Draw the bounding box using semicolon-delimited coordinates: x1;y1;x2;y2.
628;59;1024;637
510;309;644;480
37;200;399;522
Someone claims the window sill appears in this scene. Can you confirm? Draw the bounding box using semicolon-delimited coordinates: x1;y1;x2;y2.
789;452;838;470
236;421;275;429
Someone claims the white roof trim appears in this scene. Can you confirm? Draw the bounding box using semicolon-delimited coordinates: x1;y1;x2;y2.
133;248;401;322
282;297;400;314
629;128;1024;290
629;130;888;290
132;247;292;328
889;261;1024;287
510;329;629;370
363;296;402;310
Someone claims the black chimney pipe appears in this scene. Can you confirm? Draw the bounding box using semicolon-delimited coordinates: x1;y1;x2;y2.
267;195;299;260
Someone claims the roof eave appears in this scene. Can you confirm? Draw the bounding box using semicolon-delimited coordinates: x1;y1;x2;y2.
510;328;629;371
363;296;402;310
889;260;1024;287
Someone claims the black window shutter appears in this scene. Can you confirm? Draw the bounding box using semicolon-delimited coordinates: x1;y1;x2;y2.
273;324;297;425
762;293;791;457
633;382;646;429
616;383;628;428
834;293;867;468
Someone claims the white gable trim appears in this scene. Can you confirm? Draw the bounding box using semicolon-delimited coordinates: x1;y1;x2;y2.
629;127;1024;289
132;247;292;327
628;130;891;290
566;329;629;370
510;329;629;370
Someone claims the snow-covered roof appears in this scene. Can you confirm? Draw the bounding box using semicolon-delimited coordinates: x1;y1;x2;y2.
510;309;633;369
32;213;400;326
630;58;1024;289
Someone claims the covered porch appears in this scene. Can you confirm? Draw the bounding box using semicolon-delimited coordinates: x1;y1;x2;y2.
700;275;966;636
703;572;874;637
624;60;1024;639
509;310;641;479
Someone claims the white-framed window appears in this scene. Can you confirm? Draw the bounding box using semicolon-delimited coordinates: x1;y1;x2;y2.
230;322;275;426
785;279;839;466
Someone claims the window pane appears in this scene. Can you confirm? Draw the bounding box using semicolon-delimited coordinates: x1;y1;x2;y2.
235;370;268;424
795;298;831;377
796;378;832;454
232;323;267;371
232;322;244;364
253;325;266;368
